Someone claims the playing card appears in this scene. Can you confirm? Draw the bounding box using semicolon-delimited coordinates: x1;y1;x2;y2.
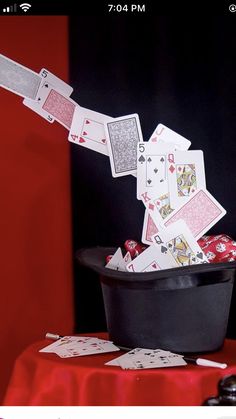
163;188;227;240
149;123;191;151
57;340;119;358
105;113;143;177
105;247;125;271
140;184;174;229
141;210;159;245
23;68;74;122
167;150;206;208
37;86;77;129
0;53;42;99
39;68;73;97
68;106;113;155
126;242;178;272
39;336;83;353
137;142;175;199
40;336;119;358
23;98;55;123
106;348;186;370
120;251;132;270
152;220;209;267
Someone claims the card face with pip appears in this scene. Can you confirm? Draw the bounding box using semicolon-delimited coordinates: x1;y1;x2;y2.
105;113;143;177
137;142;175;199
0;54;42;99
38;68;73;97
152;220;209;267
23;97;55;123
69;106;113;155
167;150;206;209
149;123;191;151
141;210;159;245
105;347;186;370
126;243;177;272
163;188;227;240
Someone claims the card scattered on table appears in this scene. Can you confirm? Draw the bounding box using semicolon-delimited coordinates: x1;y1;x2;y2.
105;347;187;369
40;336;120;358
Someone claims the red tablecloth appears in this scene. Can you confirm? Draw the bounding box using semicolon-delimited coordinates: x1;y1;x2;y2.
4;334;236;406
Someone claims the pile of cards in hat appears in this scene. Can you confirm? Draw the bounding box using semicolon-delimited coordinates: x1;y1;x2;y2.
0;54;227;272
106;347;187;370
39;335;120;358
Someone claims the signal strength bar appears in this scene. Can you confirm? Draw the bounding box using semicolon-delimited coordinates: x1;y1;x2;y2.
3;4;17;12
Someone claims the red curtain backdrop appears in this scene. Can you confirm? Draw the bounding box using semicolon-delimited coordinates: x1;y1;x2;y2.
0;16;74;403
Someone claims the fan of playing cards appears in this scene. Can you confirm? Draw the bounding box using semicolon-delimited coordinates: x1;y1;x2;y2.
0;54;228;273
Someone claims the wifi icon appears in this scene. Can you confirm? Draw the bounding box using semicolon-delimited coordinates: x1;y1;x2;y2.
19;3;31;12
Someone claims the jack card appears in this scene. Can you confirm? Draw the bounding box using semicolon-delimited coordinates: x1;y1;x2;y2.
149;123;191;151
105;113;143;177
167;150;206;208
69;106;113;155
152;220;209;267
163;188;227;240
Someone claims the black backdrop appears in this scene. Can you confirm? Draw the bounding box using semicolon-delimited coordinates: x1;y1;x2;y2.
69;15;236;336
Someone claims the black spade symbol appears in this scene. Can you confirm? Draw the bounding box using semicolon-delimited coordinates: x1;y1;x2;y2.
197;252;203;259
161;245;168;254
138;155;145;163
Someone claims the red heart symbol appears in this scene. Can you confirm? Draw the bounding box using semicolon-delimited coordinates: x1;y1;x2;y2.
83;131;87;136
85;120;90;124
102;139;106;143
79;137;85;143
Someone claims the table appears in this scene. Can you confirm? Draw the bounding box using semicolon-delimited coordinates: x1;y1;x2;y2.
4;333;236;406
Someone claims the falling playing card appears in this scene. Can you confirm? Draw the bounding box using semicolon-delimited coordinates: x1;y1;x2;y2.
167;150;206;209
137;141;175;200
152;220;209;267
141;210;159;245
140;184;174;229
69;106;113;155
0;53;42;99
105;113;143;177
23;68;73;123
163;188;227;240
36;86;77;129
149;123;191;151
